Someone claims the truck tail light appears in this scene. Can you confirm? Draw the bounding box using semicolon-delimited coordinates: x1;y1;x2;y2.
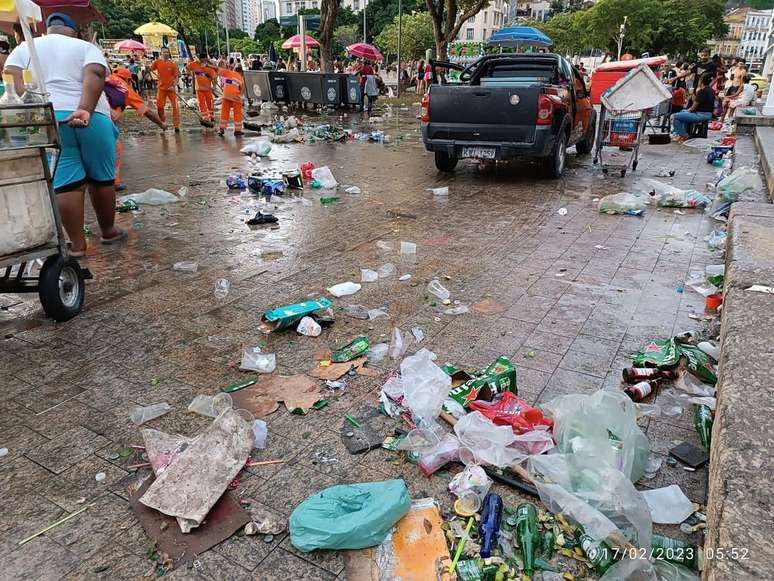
537;94;553;125
420;93;430;122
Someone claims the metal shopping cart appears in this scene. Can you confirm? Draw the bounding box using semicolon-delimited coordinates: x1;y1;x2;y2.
593;108;647;177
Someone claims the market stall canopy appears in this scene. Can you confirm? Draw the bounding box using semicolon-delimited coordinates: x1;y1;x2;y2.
487;26;552;48
134;21;177;36
0;0;102;34
115;39;149;53
282;34;320;49
346;42;383;62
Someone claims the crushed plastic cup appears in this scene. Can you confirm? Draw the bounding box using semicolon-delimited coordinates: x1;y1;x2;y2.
427;279;450;300
366;342;389;361
456;490;481;514
427;186;449;196
252;419;268;449
240;347;276;373
388;327;406;359
129;402;173;426
376;240;393;252
444;305;469;315
214;278;231;300
399;274;412;281
344;186;361;194
173;261;198;273
367;308;388;319
411;327;425;343
297;316;322;337
377;263;396;278
327;282;361;297
360;268;378;283
400;241;417;255
449;464;493;506
188;393;233;418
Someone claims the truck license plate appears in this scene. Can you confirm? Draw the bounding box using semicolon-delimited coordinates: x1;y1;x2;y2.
462;147;496;159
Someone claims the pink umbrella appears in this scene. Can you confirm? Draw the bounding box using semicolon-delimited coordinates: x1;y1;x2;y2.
346;43;384;61
281;34;320;49
115;39;149;53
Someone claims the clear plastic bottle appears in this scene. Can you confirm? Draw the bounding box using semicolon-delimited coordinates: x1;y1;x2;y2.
0;73;27;148
214;278;231;300
20;69;48;146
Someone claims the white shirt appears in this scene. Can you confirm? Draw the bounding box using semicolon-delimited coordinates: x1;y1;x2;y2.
6;33;111;117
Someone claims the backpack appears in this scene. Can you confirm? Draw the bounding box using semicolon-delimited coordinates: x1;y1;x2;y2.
104;77;128;110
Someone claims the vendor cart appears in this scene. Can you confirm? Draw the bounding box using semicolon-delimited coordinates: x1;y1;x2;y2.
0;0;88;321
0;102;87;321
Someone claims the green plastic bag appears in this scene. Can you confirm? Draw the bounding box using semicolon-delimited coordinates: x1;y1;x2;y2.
290;479;411;552
632;339;680;368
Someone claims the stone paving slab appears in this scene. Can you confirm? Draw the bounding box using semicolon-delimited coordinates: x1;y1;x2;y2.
0;116;741;579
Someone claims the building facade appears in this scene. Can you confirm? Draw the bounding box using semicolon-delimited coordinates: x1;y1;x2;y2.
511;0;551;22
220;0;241;30
738;8;772;70
457;0;510;43
241;0;261;34
708;7;748;58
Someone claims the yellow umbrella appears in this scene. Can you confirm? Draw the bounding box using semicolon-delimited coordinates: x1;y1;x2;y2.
134;21;177;35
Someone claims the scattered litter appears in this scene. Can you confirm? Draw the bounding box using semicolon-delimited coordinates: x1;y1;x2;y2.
332;336;370;362
377;263;396;278
399;274;411;281
240;346;277;373
747;284;774;294
428;186;449;196
18;503;95;545
366;343;389;362
119;188;179;206
639;179;711;208
669;442;709;468
367;308;387;320
246;211;278;225
344;186;361;194
376;240;393;251
388;328;407;359
642;454;663;480
594;244;608;250
289;479;411;552
310;357;370;381
444;305;469;315
641;485;695;524
0;447;8;457
296;316;322;337
716;166;762;201
411;327;425;343
129;402;173;426
95;472;106;482
328;282;362;297
427;279;450;300
361;268;378;283
252;420;268;449
240;139;272;156
557;207;568;215
310;166;338;189
230;375;321;417
173;261;198;273
261;298;333;332
214;278;230;301
188;393;233;418
598;192;647;215
655;167;676;177
226;174;246;190
400;241;417;254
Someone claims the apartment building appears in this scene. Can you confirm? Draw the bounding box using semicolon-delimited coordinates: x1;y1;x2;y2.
457;0;510;43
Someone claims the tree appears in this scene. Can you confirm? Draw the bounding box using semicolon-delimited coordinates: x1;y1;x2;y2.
364;0;426;42
334;24;361;49
425;0;491;60
319;0;341;72
531;12;586;56
336;7;360;28
230;37;262;55
254;18;281;49
92;0;158;39
747;0;774;8
376;11;434;58
137;0;221;32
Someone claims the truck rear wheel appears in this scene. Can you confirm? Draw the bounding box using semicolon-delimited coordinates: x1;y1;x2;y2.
576;114;596;155
542;132;567;178
435;151;458;172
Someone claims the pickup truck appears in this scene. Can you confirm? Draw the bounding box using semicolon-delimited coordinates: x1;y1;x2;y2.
420;54;596;178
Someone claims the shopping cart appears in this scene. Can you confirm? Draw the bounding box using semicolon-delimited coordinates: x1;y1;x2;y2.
593;107;646;177
0;102;88;321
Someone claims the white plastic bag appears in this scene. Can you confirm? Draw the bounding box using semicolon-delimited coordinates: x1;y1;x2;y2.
240;139;272;156
528;453;652;550
638;179;711;209
598;192;648;215
640;485;694;524
327;282;361;297
454;411;527;468
400;348;451;423
543;390;649;481
240;347;276;373
252;420;268;449
296;316;322;337
716;166;761;200
311;166;338;189
120;188;179;206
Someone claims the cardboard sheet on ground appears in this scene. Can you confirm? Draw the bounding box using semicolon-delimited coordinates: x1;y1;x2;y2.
230;374;321;416
128;474;250;569
309;356;368;380
344;498;451;581
139;409;253;533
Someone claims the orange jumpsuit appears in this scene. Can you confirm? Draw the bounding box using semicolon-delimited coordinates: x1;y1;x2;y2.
186;61;217;121
218;68;244;133
151;58;180;128
109;69;150;186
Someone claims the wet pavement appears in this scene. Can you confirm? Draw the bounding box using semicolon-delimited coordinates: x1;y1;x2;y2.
0;108;725;579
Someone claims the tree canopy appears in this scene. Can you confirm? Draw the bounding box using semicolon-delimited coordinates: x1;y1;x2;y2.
376;11;434;58
92;0;158;39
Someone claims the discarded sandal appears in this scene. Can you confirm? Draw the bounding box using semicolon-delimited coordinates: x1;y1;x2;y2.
246;212;279;225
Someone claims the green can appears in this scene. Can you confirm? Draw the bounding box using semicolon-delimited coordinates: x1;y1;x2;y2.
575;528;614;574
331;336;370;362
693;404;713;451
448;356;517;409
651;534;704;571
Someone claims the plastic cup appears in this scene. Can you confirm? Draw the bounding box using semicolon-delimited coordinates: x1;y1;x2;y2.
705;293;723;312
457;490;482;514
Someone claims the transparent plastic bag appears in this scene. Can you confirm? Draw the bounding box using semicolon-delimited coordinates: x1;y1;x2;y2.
598;192;648;215
543;390;649;481
528;453;652;550
310;166;338;189
640;179;711;209
188;393;233;418
716;166;761;201
400;348;451;423
327;282;361;297
449;464;493;505
240;139;272;156
240;347;276;373
389;327;407;359
454;411;528;468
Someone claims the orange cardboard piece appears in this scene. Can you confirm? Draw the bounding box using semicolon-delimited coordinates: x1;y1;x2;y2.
309;357;367;380
391;499;451;581
230;375;320;417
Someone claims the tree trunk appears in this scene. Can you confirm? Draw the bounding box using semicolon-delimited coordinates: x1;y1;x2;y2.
319;0;340;72
436;39;448;61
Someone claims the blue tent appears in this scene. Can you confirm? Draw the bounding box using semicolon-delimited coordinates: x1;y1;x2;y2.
487;26;553;48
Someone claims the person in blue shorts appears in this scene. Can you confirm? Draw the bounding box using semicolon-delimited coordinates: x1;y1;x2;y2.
4;13;125;257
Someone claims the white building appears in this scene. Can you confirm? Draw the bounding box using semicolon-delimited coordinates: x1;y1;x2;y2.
738;9;772;71
240;0;261;34
511;0;551;22
255;0;367;21
457;0;510;43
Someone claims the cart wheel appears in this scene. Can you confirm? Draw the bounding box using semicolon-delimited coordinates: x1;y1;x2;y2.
38;255;85;322
602;168;608;175
620;169;627;178
632;160;638;171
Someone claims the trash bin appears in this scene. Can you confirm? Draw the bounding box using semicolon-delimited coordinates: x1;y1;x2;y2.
268;72;290;103
321;74;343;106
341;74;362;106
243;70;272;102
287;72;323;104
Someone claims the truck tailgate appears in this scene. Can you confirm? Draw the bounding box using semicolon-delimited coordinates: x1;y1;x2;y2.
426;85;540;143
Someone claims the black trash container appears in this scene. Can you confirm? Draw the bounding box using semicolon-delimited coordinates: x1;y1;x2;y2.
268;72;290;103
321;74;343;106
342;74;362;106
243;70;272;102
287;72;323;104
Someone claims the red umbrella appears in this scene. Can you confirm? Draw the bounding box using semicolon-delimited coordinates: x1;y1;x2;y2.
281;34;320;49
115;39;149;53
346;43;384;62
